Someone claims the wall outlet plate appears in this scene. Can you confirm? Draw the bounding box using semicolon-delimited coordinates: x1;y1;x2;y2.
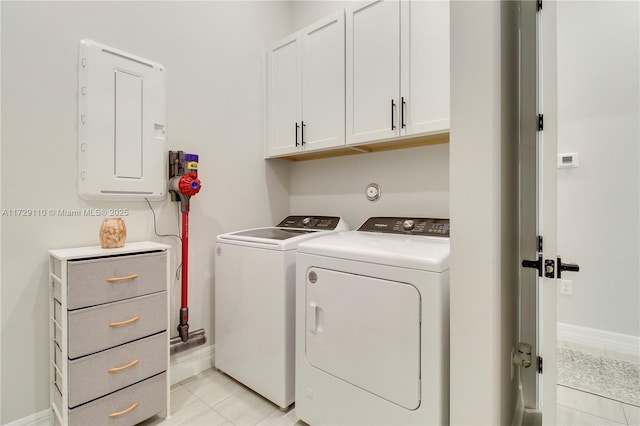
560;279;573;295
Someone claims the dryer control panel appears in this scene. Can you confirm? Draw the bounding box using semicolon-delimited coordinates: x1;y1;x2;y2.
358;217;450;237
277;216;342;230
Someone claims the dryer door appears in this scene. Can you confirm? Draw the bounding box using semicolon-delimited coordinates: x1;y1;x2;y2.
305;267;421;410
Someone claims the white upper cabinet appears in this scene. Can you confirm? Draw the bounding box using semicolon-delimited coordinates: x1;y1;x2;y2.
346;0;401;145
346;0;449;145
267;12;345;158
401;0;450;135
302;13;346;152
268;34;301;157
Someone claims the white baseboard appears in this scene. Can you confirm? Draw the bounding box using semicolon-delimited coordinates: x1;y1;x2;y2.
7;409;49;426
170;343;216;385
557;322;640;357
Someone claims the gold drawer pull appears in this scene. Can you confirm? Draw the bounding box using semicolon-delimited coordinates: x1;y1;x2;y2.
107;274;139;283
108;402;139;418
109;315;140;327
107;359;139;373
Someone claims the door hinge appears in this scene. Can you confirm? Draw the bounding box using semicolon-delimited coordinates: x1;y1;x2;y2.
537;356;543;373
537;0;542;12
538;114;544;131
537;235;543;252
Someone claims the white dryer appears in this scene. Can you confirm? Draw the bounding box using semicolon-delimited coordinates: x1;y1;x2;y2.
295;217;450;425
214;216;348;409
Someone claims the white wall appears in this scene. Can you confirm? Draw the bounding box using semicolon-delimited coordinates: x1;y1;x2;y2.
556;1;639;338
289;145;450;228
288;0;450;230
449;1;519;424
0;2;291;422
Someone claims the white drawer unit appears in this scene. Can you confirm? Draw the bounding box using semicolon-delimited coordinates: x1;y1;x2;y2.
48;241;171;426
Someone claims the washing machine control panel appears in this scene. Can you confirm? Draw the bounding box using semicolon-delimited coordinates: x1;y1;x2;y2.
358;217;450;237
276;215;342;230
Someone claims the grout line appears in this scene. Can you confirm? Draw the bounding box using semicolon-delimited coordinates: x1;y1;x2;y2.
557;385;629;424
557;384;631;407
620;403;640;426
557;404;628;426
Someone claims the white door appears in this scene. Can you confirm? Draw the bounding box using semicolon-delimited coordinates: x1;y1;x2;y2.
305;267;421;410
346;0;400;145
301;11;345;152
400;0;449;137
267;34;301;157
542;1;640;424
539;0;559;420
522;2;639;423
518;0;539;411
519;1;558;420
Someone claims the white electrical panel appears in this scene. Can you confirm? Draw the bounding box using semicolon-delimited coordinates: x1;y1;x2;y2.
78;40;167;200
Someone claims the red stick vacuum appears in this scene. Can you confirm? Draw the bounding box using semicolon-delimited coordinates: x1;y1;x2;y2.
168;152;204;351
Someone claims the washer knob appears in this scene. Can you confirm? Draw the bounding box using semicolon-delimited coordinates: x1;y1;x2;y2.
403;219;415;231
302;217;312;227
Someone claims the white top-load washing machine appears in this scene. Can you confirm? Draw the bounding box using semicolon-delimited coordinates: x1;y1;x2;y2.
295;217;450;425
214;216;348;409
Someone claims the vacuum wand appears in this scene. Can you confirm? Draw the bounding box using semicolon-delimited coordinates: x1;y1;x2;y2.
178;210;190;342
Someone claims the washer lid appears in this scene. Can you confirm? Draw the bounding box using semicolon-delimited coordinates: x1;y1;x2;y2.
216;216;349;250
297;231;450;272
228;228;315;241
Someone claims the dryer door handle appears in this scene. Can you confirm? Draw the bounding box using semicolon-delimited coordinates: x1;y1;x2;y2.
309;302;323;334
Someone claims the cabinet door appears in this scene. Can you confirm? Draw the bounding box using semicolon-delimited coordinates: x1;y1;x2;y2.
400;0;450;136
346;0;401;145
267;34;301;157
301;12;346;152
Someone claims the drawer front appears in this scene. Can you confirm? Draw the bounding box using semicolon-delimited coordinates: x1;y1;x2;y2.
68;372;166;426
67;251;166;309
68;332;167;408
68;292;167;359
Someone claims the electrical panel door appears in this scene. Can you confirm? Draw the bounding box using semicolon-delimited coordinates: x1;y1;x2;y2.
78;40;167;200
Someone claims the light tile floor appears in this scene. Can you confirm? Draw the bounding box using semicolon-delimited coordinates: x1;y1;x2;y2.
137;367;640;426
137;368;304;426
557;385;640;426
